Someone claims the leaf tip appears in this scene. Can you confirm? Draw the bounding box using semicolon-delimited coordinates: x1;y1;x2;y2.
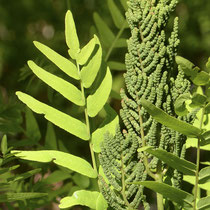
27;60;34;68
10;150;19;155
33;41;39;47
66;10;72;17
15;91;22;97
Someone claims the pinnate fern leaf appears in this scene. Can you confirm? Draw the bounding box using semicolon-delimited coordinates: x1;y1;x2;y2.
27;61;84;106
16;92;89;140
11;150;97;178
65;10;80;59
34;41;79;79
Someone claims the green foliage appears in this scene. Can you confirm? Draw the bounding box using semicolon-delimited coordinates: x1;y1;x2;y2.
99;127;146;209
12;150;97;178
33;41;80;80
140;57;210;209
87;66;112;117
0;135;47;206
0;93;23;134
1;1;210;209
199;166;210;184
80;37;102;88
93;0;128;70
99;0;196;209
12;9;119;209
1;135;7;156
25;108;41;143
92;104;119;153
107;0;127;29
176;56;210;86
65;11;80;59
197;196;210;210
0;192;47;203
140;98;201;137
140;147;196;176
77;36;96;65
59;190;101;209
133;181;194;209
16;91;90;140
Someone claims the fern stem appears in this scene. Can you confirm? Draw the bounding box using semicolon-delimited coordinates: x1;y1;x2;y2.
156;188;164;210
193;138;200;210
138;22;163;207
155;162;164;210
193;107;204;210
89;140;97;172
138;105;146;148
105;20;127;62
76;62;97;173
137;101;156;180
120;154;133;209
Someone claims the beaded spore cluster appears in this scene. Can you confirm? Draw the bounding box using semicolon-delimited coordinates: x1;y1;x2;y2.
99;0;194;209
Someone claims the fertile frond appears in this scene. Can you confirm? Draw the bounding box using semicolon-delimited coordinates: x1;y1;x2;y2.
100;0;195;208
99;127;148;209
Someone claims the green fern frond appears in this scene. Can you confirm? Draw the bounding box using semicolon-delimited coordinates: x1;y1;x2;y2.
99;0;196;208
99;127;148;209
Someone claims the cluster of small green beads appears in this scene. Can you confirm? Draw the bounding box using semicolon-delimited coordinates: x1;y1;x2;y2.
169;68;195;154
123;0;180;153
168;68;197;188
167;17;179;69
99;0;195;207
99;176;125;210
124;0;195;190
99;127;146;209
124;0;195;163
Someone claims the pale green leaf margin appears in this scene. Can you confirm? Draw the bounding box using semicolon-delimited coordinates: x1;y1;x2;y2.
11;150;97;178
65;10;80;59
140;98;201;137
133;181;194;209
80;36;102;88
59;190;99;209
16;92;89;140
33;41;79;80
77;35;96;65
27;61;84;106
87;67;112;117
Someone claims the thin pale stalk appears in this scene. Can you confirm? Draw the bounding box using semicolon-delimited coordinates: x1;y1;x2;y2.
156;192;164;210
156;163;164;210
193;108;205;209
120;154;133;209
77;62;97;173
137;101;156;179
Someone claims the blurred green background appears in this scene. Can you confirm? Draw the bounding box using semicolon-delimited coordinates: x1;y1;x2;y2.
1;0;209;89
0;0;209;209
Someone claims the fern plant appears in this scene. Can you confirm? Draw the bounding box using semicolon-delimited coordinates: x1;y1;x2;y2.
11;10;120;209
9;1;210;210
99;0;197;209
139;56;210;210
